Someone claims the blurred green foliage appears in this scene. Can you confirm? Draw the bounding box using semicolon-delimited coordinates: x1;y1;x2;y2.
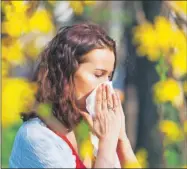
2;122;22;168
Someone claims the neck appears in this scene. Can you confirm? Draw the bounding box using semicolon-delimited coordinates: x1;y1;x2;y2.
40;114;79;153
39;113;72;136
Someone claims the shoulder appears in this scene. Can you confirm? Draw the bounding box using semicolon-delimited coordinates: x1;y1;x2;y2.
9;117;76;168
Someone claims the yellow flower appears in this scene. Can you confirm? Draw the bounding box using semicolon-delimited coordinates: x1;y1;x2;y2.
3;1;28;20
133;16;187;64
2;1;30;37
171;49;187;78
133;22;160;61
124;148;147;168
153;78;183;107
80;139;93;160
11;1;28;15
172;29;187;51
154;16;174;54
2;40;25;65
135;148;148;168
29;9;54;33
124;162;141;168
159;120;184;142
2;78;37;127
172;1;187;14
69;1;84;15
2;14;29;37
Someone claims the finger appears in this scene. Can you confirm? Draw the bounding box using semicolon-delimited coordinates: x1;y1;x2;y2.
112;93;118;114
95;85;102;113
106;84;113;109
102;84;107;110
116;92;123;111
115;92;124;120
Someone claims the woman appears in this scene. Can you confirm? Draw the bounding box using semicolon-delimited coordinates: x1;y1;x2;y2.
9;23;140;168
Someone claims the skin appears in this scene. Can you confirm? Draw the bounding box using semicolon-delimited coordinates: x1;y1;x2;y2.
74;48;115;111
40;48;140;168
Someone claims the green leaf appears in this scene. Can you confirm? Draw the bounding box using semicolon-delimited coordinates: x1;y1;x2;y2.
164;149;181;167
2;122;22;168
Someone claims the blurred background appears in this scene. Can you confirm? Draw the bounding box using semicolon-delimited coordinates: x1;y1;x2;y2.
1;1;187;168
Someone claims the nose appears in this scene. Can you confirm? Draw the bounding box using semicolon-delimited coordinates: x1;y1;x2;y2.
99;79;110;86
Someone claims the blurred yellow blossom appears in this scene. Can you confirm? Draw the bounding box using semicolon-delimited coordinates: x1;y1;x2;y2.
2;2;54;36
2;39;25;65
154;16;174;54
172;29;187;51
80;139;93;160
2;13;29;37
170;49;187;78
133;16;187;64
159;120;184;142
124;162;141;168
69;1;84;15
135;148;148;168
11;1;28;15
2;1;28;20
133;22;160;61
69;1;96;15
2;78;37;127
153;78;183;107
2;1;30;37
124;148;147;168
172;1;187;15
29;9;54;33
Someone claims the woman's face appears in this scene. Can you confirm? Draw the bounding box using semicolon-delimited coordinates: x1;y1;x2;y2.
74;48;115;111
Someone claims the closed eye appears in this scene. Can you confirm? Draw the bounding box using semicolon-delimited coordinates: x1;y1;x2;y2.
94;70;113;80
94;73;103;78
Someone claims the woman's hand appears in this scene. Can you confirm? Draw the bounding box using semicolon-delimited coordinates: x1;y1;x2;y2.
81;83;123;167
81;83;122;141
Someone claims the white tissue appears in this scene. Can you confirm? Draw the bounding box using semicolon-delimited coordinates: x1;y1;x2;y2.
86;81;114;118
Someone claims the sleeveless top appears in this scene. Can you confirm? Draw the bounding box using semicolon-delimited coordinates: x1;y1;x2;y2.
9;117;86;168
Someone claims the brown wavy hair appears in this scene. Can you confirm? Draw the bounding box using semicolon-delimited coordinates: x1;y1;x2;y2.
21;23;117;130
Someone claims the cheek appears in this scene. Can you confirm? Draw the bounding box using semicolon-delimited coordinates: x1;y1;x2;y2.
74;72;97;99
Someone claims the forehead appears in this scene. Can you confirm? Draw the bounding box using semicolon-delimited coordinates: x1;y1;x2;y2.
80;48;115;70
